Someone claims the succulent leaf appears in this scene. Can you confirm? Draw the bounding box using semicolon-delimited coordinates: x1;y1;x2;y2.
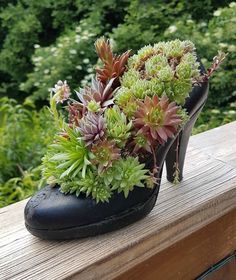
134;95;182;145
77;112;106;146
95;37;130;85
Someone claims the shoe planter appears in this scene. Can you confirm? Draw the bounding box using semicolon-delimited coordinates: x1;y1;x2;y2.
24;39;225;240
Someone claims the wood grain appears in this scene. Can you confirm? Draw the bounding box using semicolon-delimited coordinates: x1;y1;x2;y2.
0;121;236;280
115;209;236;280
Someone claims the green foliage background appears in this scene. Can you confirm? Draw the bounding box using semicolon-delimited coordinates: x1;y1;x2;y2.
0;0;235;207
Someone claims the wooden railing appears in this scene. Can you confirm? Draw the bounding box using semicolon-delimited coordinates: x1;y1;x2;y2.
0;121;236;280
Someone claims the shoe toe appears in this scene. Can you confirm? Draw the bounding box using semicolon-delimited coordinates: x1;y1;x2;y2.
24;185;154;231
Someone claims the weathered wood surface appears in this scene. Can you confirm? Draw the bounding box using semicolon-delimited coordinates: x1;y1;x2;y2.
115;209;236;280
0;121;236;280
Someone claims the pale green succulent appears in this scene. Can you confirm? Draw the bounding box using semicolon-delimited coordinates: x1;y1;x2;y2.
105;105;132;147
115;39;200;105
60;169;112;203
101;157;150;198
42;125;92;182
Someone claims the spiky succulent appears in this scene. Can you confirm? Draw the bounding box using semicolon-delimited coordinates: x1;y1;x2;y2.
91;139;120;173
95;37;130;85
60;169;112;203
102;157;150;198
105;105;132;147
76;77;115;110
77;112;106;146
42;125;91;181
134;95;182;145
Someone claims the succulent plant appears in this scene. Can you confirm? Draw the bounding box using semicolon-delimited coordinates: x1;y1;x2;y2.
77;112;106;146
102;157;150;198
95;37;130;85
67;103;83;126
105;105;132;147
42;125;91;182
51;80;70;103
60;169;112;203
76;77;115;110
117;39;201;105
91;139;120;173
134;95;182;145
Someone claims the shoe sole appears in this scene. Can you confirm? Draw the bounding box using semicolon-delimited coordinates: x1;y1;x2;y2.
25;189;158;240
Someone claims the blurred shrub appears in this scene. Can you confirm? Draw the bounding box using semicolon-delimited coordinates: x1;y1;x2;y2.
0;0;128;100
20;21;98;101
0;167;41;208
111;0;232;53
193;101;236;134
0;97;55;183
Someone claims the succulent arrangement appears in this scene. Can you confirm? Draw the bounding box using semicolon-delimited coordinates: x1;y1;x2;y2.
42;38;226;203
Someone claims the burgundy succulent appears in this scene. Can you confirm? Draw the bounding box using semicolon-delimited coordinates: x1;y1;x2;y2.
134;95;182;145
77;112;106;146
91;139;120;173
76;77;115;110
95;38;130;86
67;103;83;126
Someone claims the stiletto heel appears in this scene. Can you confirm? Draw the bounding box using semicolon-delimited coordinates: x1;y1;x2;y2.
165;104;205;183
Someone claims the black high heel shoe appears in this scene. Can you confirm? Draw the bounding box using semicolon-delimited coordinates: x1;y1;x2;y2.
24;79;209;240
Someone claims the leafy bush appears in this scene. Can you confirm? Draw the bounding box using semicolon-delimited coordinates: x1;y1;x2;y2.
0;167;41;208
193;101;236;134
0;97;55;183
20;21;98;101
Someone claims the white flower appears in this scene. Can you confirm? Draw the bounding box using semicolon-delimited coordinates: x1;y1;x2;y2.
213;10;222;16
87;68;93;73
80;51;85;55
50;47;57;53
34;44;40;49
76;65;82;70
228;45;236;52
227;110;236;115
199;22;207;27
229;2;236;8
76;26;82;33
83;58;90;64
82;30;89;36
33;56;43;62
167;25;177;33
186;19;194;24
75;35;81;43
219;43;228;48
69;49;77;55
81;35;88;40
44;69;50;74
58;43;63;48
